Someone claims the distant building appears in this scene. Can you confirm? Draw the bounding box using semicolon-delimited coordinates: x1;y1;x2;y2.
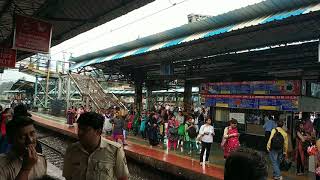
187;13;211;23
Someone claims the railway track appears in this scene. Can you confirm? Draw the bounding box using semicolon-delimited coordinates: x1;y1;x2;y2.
36;126;75;170
38;140;65;169
35;125;156;180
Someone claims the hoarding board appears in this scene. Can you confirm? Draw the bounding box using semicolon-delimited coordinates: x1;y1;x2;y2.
204;95;298;112
200;80;301;96
13;15;52;53
0;47;16;68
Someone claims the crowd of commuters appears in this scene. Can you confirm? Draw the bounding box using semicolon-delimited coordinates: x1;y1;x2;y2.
66;104;320;179
67;104;221;164
70;104;242;166
2;102;320;179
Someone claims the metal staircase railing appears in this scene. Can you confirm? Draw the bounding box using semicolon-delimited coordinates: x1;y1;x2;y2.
68;73;127;110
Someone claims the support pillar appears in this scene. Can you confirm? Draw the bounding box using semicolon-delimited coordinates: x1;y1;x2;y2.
135;80;143;113
34;76;38;108
45;60;51;108
210;106;215;121
66;75;71;109
145;82;153;112
183;80;192;113
146;88;152;111
133;70;145;114
57;77;62;99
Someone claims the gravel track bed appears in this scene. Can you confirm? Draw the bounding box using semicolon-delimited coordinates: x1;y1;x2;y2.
41;143;64;170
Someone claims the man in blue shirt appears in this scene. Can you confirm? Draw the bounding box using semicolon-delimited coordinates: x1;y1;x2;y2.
263;115;276;152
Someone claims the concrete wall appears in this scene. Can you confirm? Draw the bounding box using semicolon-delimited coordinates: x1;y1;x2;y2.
299;96;320;112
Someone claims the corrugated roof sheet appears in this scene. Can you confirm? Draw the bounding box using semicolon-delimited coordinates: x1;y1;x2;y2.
0;0;155;60
71;0;320;70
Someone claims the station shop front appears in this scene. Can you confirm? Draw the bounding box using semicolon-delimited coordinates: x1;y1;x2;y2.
201;80;320;151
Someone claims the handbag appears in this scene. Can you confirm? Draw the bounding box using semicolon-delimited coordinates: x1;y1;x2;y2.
307;145;318;156
316;167;320;176
279;154;292;171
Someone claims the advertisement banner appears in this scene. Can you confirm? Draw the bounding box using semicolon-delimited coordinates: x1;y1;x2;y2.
0;47;17;68
13;15;52;53
200;80;301;96
204;95;298;112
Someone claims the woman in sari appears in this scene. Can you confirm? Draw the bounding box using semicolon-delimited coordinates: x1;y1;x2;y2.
66;106;75;127
168;115;179;150
296;121;310;175
223;118;240;159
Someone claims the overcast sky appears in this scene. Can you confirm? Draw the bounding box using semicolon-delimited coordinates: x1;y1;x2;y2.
8;0;264;82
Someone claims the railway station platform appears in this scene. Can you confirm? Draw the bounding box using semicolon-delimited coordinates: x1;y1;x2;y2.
32;112;223;180
31;112;315;180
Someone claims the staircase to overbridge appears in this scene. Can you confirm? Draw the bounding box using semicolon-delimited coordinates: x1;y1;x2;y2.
68;73;127;111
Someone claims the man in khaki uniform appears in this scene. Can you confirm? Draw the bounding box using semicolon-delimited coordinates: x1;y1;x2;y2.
0;116;47;180
63;112;129;180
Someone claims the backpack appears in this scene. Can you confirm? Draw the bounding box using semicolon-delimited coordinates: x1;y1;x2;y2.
178;124;185;136
169;127;178;135
187;126;197;139
168;127;178;141
271;128;284;150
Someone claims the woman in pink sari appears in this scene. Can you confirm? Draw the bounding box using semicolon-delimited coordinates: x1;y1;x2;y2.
295;121;309;175
223;118;240;159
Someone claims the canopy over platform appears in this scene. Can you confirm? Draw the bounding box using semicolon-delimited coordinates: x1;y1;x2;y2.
0;0;155;60
71;0;320;68
70;0;320;83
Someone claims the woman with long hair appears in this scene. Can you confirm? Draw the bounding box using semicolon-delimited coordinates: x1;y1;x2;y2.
168;115;179;150
295;121;309;175
223;118;240;159
199;117;214;165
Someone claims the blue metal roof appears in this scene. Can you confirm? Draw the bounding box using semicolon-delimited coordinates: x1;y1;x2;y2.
71;0;320;70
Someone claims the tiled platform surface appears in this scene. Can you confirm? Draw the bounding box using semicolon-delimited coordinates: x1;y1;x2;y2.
31;112;315;180
32;113;223;180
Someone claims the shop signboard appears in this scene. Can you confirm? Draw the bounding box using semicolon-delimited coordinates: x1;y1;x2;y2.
0;47;16;68
13;15;52;53
203;95;298;112
200;80;301;96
